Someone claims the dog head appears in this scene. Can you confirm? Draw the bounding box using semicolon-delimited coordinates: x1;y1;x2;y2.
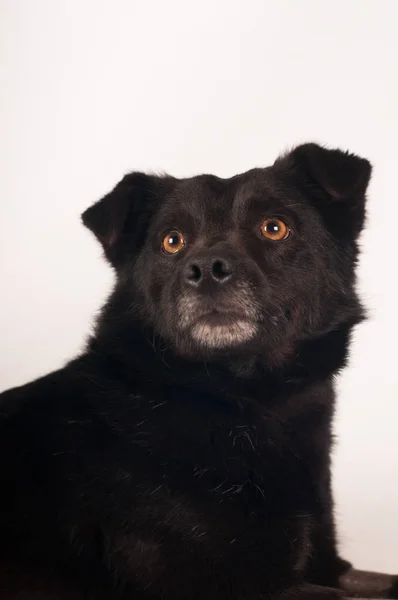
82;143;371;366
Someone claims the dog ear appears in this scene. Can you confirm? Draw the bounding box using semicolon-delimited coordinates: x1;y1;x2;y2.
276;143;372;237
82;172;175;265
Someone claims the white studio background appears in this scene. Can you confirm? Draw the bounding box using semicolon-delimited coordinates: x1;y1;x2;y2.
1;0;397;572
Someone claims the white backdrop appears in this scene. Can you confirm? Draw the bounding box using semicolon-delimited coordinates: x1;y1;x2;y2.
1;0;397;572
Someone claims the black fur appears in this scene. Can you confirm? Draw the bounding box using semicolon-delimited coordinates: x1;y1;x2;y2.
0;143;396;599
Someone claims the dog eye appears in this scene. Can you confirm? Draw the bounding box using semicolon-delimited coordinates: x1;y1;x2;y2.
162;231;186;254
261;218;290;241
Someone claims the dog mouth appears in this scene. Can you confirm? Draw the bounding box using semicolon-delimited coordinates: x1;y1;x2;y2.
193;311;246;326
182;311;258;348
176;288;260;348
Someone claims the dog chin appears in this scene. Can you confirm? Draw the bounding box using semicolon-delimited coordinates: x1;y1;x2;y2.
189;318;257;349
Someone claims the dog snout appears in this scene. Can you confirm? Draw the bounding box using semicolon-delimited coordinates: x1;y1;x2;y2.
184;254;235;288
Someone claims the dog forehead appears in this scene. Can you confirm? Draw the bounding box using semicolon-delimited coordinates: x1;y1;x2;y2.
159;169;271;224
173;174;234;207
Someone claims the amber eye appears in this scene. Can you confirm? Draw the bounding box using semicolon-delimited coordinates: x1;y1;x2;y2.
162;231;185;254
261;218;290;241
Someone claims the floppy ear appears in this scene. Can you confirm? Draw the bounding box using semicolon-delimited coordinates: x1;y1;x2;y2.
82;172;174;265
276;143;372;237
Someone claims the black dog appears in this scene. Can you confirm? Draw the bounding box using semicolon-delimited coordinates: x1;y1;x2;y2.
0;143;396;599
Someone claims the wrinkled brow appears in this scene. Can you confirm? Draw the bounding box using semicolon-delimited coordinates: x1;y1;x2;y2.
231;173;269;223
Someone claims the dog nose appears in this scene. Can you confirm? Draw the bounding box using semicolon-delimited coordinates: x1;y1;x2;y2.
185;256;234;287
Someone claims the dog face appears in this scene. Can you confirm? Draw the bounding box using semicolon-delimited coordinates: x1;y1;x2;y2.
82;144;371;364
